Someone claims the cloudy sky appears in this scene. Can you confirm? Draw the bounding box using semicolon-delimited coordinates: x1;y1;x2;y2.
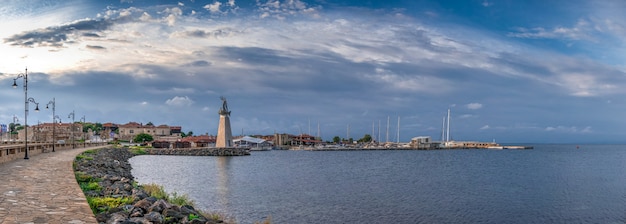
1;0;626;143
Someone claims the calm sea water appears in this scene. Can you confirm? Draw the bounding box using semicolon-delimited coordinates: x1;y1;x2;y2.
129;145;626;224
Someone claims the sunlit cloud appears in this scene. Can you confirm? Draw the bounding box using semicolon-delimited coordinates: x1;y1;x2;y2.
165;96;194;106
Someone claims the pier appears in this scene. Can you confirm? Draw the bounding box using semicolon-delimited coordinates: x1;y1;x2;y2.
0;143;107;223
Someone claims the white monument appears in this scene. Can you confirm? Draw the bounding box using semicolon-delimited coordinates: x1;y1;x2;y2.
216;96;233;148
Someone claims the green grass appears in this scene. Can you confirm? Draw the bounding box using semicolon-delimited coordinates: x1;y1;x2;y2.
87;196;134;213
169;191;194;207
142;183;168;199
188;213;200;221
76;154;93;160
129;146;149;155
141;183;195;206
75;171;96;182
80;181;102;192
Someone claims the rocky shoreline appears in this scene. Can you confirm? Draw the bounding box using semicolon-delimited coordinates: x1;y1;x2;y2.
73;147;228;224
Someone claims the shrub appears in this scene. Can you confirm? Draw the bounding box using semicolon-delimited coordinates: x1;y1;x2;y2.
169;192;194;207
80;181;102;192
75;171;95;182
87;196;134;213
142;183;168;199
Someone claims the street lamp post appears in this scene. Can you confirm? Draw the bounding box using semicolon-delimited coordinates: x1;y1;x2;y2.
68;110;75;149
80;115;86;148
46;98;56;152
12;68;40;159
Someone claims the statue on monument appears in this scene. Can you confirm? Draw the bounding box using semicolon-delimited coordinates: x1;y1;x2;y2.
216;96;233;148
219;96;231;116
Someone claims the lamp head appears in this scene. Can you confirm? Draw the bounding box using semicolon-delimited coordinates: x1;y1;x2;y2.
12;80;17;88
35;104;40;112
46;104;49;109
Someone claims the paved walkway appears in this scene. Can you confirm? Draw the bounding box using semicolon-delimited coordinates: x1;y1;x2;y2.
0;146;107;224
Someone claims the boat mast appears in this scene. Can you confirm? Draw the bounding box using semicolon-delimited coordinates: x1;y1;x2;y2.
397;116;400;143
386;116;390;143
317;121;320;139
446;108;451;142
371;121;375;141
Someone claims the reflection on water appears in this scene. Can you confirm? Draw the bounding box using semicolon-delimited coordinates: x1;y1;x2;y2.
216;156;230;212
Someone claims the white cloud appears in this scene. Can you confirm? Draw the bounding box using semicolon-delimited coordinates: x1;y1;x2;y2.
466;103;483;110
545;126;592;133
165;96;194;106
256;0;321;19
508;19;594;41
204;2;222;14
480;125;489;130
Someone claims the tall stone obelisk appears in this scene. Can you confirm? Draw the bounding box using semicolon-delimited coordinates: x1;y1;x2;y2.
216;96;233;148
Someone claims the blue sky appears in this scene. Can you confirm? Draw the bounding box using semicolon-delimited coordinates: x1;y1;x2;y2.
1;0;626;143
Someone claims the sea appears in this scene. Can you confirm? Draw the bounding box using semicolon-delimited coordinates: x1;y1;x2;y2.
129;144;626;224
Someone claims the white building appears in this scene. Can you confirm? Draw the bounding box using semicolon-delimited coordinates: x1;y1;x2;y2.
233;136;273;150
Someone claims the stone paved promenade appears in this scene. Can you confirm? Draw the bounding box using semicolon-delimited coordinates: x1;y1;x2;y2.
0;146;107;224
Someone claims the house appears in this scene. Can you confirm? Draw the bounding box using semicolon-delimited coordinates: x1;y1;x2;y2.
118;122;179;141
180;135;216;148
25;122;83;143
291;134;322;146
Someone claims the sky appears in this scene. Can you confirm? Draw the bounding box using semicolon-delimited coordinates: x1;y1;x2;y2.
1;0;626;144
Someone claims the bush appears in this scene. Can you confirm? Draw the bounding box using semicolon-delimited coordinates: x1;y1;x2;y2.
80;181;102;191
87;196;134;213
142;183;168;199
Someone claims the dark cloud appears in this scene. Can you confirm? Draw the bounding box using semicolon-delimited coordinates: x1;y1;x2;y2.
186;60;211;67
82;33;102;38
4;18;113;48
175;28;240;38
86;45;106;50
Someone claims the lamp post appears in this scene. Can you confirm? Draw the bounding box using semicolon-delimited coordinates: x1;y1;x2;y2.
46;98;56;152
80;115;86;148
12;68;40;159
68;110;75;149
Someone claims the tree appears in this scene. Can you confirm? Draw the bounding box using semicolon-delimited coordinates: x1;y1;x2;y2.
181;131;194;138
333;136;341;143
82;123;97;133
134;133;154;143
8;123;23;136
146;122;154;126
358;134;372;143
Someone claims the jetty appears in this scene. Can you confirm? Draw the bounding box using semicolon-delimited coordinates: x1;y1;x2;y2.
0;143;107;223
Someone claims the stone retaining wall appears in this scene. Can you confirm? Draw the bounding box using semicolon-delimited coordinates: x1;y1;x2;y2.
145;147;250;156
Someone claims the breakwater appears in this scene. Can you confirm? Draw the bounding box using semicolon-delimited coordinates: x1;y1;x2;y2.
145;147;250;156
73;147;234;223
